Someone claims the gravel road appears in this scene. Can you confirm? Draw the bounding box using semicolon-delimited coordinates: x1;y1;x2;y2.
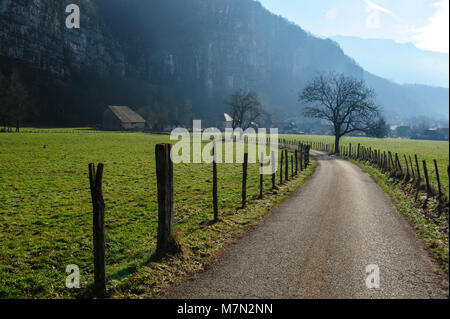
164;152;447;299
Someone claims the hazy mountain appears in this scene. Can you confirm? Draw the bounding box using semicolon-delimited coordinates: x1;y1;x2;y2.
0;0;448;127
364;72;449;122
332;36;449;88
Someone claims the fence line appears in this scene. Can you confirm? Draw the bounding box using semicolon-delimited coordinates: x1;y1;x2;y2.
82;139;311;296
278;138;448;209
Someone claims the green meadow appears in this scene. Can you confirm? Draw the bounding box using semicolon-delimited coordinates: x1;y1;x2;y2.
0;130;314;298
2;130;447;298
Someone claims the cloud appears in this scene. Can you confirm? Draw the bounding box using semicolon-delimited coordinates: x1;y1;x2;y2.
413;0;449;53
326;8;339;21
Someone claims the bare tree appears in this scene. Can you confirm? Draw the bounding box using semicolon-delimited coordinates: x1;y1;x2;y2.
225;89;263;130
299;73;380;153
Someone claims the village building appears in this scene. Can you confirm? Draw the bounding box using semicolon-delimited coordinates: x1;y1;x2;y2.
102;106;146;130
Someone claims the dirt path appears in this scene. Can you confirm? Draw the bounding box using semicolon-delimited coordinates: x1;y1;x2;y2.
164;152;447;299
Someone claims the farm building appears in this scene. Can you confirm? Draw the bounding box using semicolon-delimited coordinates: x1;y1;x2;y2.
102;106;146;130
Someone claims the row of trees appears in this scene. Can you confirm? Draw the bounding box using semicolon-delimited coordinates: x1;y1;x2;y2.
226;72;388;153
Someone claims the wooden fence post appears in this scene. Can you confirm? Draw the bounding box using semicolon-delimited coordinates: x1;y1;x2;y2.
155;143;174;255
242;153;248;208
378;150;382;168
388;152;395;173
290;155;294;178
415;155;421;182
279;149;283;185
409;155;415;179
259;153;264;199
295;150;298;175
299;145;303;172
213;140;218;222
285;149;289;181
305;145;310;167
404;155;410;180
271;151;276;189
89;163;105;298
395;153;402;177
434;160;442;200
272;151;277;189
423;160;431;196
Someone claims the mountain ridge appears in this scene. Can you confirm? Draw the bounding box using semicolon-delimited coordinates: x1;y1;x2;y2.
331;35;449;88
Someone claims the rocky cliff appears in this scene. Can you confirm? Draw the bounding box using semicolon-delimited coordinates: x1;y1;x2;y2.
0;0;124;77
0;0;448;126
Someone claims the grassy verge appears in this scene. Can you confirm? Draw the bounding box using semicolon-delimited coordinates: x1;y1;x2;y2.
110;160;317;298
351;160;449;272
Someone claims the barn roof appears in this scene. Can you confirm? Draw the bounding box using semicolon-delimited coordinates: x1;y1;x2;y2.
107;106;146;123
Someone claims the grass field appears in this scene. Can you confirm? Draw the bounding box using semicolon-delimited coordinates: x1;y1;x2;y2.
2;130;447;298
283;134;449;198
0;130;315;298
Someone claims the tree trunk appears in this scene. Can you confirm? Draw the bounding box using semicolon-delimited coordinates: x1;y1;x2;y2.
334;135;340;154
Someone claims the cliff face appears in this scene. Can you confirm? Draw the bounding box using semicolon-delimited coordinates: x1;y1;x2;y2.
0;0;447;126
92;0;364;119
0;0;124;77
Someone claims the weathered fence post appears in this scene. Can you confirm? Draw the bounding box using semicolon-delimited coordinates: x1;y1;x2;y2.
259;153;264;199
395;153;402;177
305;145;310;167
279;149;284;185
89;163;105;298
404;155;410;180
388;152;395;174
271;151;276;189
357;144;360;159
285;149;289;181
242;153;248;208
415;155;421;182
434;160;442;200
299;145;303;172
423;160;431;197
291;155;294;178
155;143;174;255
213;140;218;222
409;155;415;179
378;150;382;168
295;150;298;175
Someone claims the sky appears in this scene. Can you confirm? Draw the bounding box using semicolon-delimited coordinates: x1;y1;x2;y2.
257;0;449;53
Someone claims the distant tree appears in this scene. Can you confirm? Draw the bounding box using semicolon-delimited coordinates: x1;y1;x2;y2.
299;73;380;153
0;70;32;131
225;89;263;130
9;71;32;132
366;117;390;138
0;73;8;129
